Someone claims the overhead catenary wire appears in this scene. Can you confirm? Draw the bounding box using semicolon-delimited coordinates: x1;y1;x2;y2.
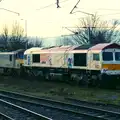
96;8;120;11
36;0;70;10
71;10;94;16
99;12;120;16
69;8;120;11
0;8;20;16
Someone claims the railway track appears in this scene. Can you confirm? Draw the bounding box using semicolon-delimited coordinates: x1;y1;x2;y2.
0;112;14;120
0;90;120;120
0;99;52;120
65;97;120;113
0;91;81;120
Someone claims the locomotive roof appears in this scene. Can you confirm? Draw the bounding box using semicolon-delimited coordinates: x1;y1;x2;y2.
13;49;25;53
42;45;92;51
49;46;76;51
89;43;120;50
73;45;93;50
0;49;25;54
24;47;43;54
24;43;120;54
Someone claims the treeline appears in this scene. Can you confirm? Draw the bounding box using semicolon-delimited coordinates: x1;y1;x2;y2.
1;14;120;51
57;14;120;46
0;21;43;51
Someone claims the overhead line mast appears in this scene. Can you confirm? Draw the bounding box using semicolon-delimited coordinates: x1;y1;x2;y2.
70;0;81;14
56;0;60;8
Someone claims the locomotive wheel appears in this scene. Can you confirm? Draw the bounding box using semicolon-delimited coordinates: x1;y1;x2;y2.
11;69;17;77
98;74;107;88
89;75;99;87
98;74;116;89
44;73;51;81
69;74;80;85
26;70;35;81
19;66;26;78
79;74;89;87
4;68;12;76
69;73;89;87
62;73;70;83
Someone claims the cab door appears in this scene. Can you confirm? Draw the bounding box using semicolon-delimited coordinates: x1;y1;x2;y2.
87;51;101;70
92;53;101;70
87;50;93;69
9;54;15;68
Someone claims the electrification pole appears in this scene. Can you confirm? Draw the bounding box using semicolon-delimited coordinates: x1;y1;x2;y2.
21;19;28;49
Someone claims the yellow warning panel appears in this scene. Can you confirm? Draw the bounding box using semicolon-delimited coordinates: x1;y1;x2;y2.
102;64;120;70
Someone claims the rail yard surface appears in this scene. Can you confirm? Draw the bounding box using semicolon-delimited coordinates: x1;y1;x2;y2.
0;90;120;120
0;76;120;106
0;76;120;119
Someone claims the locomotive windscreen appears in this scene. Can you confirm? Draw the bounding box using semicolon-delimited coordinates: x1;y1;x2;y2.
102;52;113;61
74;53;86;66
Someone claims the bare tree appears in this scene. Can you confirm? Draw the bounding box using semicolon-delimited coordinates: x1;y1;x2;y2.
0;25;9;49
56;35;76;46
0;22;43;51
62;14;120;45
8;21;27;50
33;37;43;47
27;37;43;48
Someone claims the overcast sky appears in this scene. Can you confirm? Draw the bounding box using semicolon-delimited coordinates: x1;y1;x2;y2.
0;0;120;37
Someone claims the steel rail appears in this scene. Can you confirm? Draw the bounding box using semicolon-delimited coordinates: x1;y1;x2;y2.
0;94;107;120
65;97;120;109
0;99;52;120
0;90;120;119
0;112;14;120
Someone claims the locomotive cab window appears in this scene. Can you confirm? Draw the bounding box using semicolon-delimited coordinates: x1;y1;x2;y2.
102;52;113;61
32;54;40;63
93;53;99;61
24;55;27;60
115;52;120;61
14;53;19;59
17;52;24;59
9;55;12;61
74;53;86;66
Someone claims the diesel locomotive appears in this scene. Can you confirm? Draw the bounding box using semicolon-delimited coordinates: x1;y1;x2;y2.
0;43;120;88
